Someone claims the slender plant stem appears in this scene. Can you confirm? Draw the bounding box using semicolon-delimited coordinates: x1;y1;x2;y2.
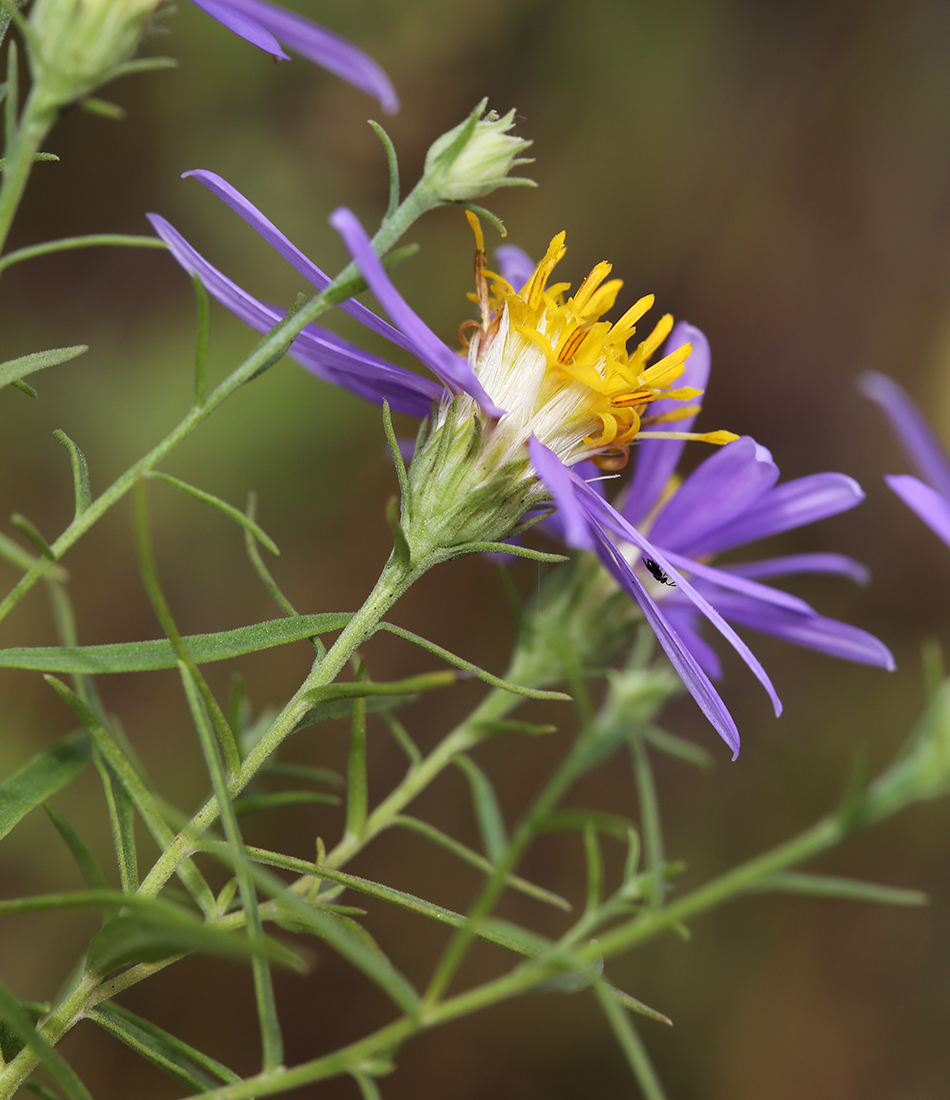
0;181;436;627
0;87;56;259
0;234;166;275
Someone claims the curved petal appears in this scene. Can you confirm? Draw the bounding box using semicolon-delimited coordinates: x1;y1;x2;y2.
622;322;712;525
189;0;290;58
701;591;896;670
658;549;816;616
859;372;950;500
576;479;783;718
886;473;950;549
588;521;740;757
661;603;724;681
329;207;504;417
723;553;871;585
649;436;778;553
184;170;415;355
696;473;865;556
147;213;439;417
493;245;535;293
529;437;595;550
197;0;399;113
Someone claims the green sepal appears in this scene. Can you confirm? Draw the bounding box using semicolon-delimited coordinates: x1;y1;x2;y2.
368;120;400;220
0;729;91;842
0;345;87;390
53;430;92;517
385;495;411;568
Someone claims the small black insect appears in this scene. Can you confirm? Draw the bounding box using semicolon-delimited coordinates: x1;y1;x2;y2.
643;557;676;586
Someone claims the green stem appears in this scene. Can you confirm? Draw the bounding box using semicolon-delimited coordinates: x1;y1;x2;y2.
0;233;166;275
0;86;56;260
0;182;436;627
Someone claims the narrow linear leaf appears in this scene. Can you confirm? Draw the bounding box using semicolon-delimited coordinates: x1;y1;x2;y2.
43;677;217;916
10;514;55;560
53;431;92;517
86;912;303;975
0;531;68;579
457;542;568;564
0;979;92;1100
200;839;419;1016
368;120;400;219
93;753;138;893
389;815;570;911
81;97;124;119
42;803;109;892
455;755;507;864
344;662;369;840
148;472;278;555
593;980;670;1100
474;719;556;738
378;622;571;701
604;983;673;1027
0;1001;47;1063
0;345;87;389
292;694;413;732
379;709;421;767
0;235;165;277
0;730;91;841
232;791;339;817
258;762;342;787
24;1082;63;1100
642;725;714;770
192;272;210;405
539;809;634;841
584;824;603;913
752;872;928;906
0;614;353;673
11;379;36;398
89;1002;239;1092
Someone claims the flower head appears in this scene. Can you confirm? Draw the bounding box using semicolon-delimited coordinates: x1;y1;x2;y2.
149;173;891;755
859;371;950;549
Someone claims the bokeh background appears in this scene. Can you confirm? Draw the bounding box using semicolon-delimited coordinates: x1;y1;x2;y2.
2;0;950;1097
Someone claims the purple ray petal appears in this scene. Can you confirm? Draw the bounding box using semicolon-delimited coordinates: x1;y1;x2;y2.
529;437;595;550
589;521;739;756
329;207;504;417
493;244;535;292
190;0;290;57
184;170;415;355
723;553;871;585
649;436;778;553
662;604;724;681
859;372;950;500
701;591;896;670
622;322;712;525
696;473;865;556
885;474;950;549
575;478;783;718
659;549;816;615
196;0;399;113
148;213;439;417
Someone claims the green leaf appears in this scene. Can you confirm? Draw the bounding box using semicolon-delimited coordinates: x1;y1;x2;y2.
0;730;91;841
0;346;87;390
593;979;671;1098
344;661;369;841
642;724;714;770
147;472;278;555
232;790;339;816
0;614;353;673
378;622;570;701
538;809;634;841
0;1001;48;1063
24;1081;63;1100
9;514;55;560
751;872;928;906
0;979;92;1100
42;804;109;893
52;431;92;517
368;121;400;220
292;694;413;732
93;753;138;892
0;531;68;580
89;1002;239;1092
79;97;124;119
85;912;304;975
390;815;570;910
258;762;342;787
455;755;507;863
192;272;210;405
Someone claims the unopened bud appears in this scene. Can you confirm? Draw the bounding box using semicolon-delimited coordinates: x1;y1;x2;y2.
423;98;534;203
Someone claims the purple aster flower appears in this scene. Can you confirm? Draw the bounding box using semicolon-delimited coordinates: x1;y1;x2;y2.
188;0;398;113
149;172;890;755
859;371;950;549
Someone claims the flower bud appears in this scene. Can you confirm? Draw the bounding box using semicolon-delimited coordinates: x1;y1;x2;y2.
27;0;159;108
423;99;534;203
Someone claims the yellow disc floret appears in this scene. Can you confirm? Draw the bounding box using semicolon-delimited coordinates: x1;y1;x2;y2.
461;214;736;470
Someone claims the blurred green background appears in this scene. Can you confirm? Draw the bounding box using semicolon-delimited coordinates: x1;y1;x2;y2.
2;0;950;1096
